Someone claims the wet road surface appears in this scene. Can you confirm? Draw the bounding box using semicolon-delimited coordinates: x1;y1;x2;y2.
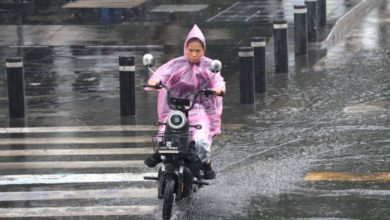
0;0;389;219
210;3;390;219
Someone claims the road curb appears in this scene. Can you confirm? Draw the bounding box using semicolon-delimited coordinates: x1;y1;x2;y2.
321;0;382;50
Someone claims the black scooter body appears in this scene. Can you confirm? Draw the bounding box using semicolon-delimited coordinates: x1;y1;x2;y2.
145;94;208;203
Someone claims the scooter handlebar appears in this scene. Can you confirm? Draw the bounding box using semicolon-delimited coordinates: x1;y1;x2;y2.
143;84;224;97
203;89;225;97
142;83;164;90
143;83;223;111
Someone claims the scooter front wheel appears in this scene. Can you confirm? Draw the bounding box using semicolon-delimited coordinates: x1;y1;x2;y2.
162;177;175;220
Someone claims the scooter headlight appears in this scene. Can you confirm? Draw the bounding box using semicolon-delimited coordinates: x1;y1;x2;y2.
167;111;186;129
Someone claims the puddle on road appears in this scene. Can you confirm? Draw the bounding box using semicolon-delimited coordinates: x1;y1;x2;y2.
169;156;309;220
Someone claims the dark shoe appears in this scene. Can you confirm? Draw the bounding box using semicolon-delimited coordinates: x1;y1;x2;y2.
144;152;161;168
203;162;216;180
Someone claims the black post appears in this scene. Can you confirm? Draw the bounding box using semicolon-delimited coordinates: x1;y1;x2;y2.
239;47;255;104
6;57;25;119
318;0;326;26
119;56;135;116
273;19;288;73
251;37;267;93
305;0;318;42
294;5;308;56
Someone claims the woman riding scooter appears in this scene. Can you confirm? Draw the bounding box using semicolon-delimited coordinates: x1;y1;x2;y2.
144;24;226;179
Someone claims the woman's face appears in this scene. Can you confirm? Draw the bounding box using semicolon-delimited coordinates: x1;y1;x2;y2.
186;41;204;64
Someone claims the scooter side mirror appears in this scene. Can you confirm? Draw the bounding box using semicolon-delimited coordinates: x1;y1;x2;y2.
209;60;222;73
142;54;155;67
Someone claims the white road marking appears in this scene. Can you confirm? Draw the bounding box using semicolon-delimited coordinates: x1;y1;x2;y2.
245;10;261;22
0;124;241;134
63;0;146;9
206;2;240;22
152;4;208;12
0;188;156;201
0;160;146;170
0;125;157;133
0;136;151;145
8;45;50;48
0;148;154;157
0;173;157;185
85;45;163;49
0;205;157;217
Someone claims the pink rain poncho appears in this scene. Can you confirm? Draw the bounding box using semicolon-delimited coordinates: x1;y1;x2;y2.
147;25;225;162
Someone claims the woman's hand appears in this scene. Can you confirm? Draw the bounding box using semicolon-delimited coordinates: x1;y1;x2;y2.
213;88;224;96
144;79;160;91
148;79;160;86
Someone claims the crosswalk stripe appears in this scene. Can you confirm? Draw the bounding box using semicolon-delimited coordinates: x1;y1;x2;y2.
0;125;157;133
0;124;242;134
0;136;151;145
0;160;146;170
0;188;156;201
0;148;154;156
0;205;157;217
0;173;157;185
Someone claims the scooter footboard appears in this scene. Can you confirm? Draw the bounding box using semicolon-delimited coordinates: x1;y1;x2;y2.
144;176;158;181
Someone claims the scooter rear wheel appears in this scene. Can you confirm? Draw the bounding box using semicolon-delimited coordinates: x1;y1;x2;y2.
162;177;175;220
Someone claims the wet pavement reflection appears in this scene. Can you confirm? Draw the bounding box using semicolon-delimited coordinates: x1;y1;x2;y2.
0;0;389;219
208;3;390;220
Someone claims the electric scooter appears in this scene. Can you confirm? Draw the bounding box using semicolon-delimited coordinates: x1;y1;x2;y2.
142;54;223;220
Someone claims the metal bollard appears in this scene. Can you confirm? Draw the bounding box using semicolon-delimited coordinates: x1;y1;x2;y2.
294;5;308;56
273;19;288;73
305;0;318;42
318;0;326;26
251;37;267;93
119;56;136;116
6;57;25;119
239;47;255;104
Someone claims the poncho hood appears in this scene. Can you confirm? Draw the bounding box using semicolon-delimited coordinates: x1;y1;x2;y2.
183;24;206;57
